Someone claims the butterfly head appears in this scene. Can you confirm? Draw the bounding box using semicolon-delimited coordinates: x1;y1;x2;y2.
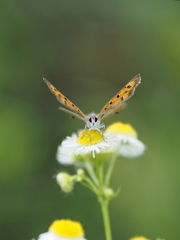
86;113;105;130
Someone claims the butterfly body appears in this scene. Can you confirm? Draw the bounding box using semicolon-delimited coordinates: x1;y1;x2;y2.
43;74;141;130
86;113;104;130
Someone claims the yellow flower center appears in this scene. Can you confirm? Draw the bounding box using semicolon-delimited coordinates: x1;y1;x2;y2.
129;237;150;240
78;129;104;145
49;219;84;238
106;122;137;137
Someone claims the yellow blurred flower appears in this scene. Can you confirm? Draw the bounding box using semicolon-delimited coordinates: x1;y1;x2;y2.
38;219;86;240
129;236;150;240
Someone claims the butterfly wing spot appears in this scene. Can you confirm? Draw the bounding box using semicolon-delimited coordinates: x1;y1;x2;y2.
117;94;120;98
126;85;132;89
99;103;127;119
53;88;57;91
110;102;113;105
120;96;124;101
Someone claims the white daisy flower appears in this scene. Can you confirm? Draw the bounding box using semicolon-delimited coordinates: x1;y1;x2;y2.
105;122;146;158
37;219;86;240
57;129;113;164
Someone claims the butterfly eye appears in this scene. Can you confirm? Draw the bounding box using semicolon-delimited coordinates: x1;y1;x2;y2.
95;117;98;122
89;118;92;122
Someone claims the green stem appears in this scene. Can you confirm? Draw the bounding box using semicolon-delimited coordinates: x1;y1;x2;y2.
105;150;118;187
97;163;104;189
82;175;99;195
82;154;116;240
99;198;112;240
96;162;112;240
84;157;98;186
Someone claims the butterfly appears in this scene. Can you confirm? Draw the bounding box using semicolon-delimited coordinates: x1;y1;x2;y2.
43;74;141;130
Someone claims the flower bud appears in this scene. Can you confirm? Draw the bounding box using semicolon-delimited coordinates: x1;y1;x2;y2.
76;169;85;181
103;188;115;201
56;173;74;193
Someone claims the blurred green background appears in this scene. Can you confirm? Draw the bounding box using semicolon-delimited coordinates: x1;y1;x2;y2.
0;0;180;239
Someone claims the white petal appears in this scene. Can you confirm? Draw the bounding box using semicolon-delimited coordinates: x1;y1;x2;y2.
38;232;59;240
56;145;74;165
38;231;86;240
118;135;146;158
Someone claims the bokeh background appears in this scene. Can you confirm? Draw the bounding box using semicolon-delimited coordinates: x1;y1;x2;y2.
1;0;180;240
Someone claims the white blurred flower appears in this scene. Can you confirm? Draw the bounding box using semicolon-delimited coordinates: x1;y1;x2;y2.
105;122;146;158
38;219;86;240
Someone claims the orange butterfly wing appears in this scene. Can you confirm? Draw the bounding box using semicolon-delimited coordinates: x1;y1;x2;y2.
98;74;141;119
43;78;87;120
